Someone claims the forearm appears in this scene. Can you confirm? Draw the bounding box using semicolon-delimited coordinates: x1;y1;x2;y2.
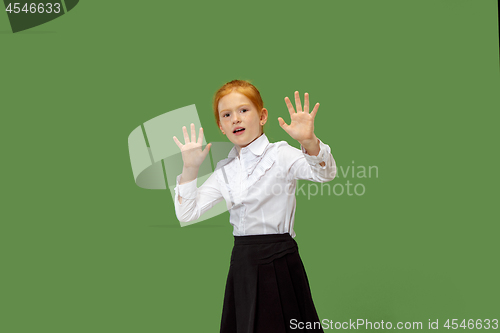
174;170;224;222
178;166;199;204
293;137;336;182
299;135;326;167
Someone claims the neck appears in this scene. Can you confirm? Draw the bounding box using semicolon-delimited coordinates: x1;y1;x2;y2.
235;132;264;156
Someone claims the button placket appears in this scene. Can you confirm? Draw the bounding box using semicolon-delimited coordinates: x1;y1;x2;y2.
238;157;246;234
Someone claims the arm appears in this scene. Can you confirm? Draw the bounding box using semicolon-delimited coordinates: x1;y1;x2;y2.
174;168;223;222
278;91;337;182
300;135;324;166
177;166;200;204
172;123;222;222
280;138;337;183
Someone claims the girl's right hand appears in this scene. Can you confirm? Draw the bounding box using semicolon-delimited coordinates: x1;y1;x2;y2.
173;123;212;169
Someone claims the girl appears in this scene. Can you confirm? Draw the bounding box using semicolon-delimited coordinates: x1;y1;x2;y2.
172;80;337;332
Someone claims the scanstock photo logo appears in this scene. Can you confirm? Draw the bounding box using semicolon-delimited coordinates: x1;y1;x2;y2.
3;0;78;32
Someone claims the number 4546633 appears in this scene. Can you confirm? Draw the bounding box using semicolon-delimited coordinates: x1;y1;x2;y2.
444;319;498;330
5;3;61;14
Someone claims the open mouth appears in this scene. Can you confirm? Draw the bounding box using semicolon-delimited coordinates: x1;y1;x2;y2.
233;128;245;135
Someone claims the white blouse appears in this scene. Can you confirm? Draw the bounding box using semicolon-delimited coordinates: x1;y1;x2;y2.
174;133;337;238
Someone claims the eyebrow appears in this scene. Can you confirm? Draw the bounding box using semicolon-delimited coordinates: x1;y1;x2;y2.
219;104;250;114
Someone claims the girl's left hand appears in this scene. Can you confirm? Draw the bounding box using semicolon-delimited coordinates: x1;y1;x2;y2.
278;91;319;144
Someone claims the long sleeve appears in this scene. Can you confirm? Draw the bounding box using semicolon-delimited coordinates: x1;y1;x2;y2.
279;138;337;183
173;170;224;222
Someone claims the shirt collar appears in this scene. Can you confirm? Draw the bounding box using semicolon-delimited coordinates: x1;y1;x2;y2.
228;133;269;159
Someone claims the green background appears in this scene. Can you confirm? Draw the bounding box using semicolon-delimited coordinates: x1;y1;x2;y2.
1;0;499;331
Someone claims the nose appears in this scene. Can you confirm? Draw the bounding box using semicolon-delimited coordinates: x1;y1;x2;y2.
232;112;241;123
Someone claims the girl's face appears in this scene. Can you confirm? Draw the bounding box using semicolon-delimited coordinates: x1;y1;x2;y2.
218;91;268;153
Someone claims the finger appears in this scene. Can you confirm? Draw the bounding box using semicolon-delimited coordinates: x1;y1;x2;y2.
311;103;320;119
202;142;212;155
284;97;295;117
278;117;288;129
191;123;196;143
182;126;189;143
295;91;303;112
197;127;204;145
304;92;309;113
173;136;183;149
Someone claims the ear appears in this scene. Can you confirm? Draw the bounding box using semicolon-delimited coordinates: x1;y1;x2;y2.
219;124;225;135
260;108;268;124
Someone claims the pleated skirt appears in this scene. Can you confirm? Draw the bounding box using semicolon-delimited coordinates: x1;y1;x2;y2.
220;233;324;333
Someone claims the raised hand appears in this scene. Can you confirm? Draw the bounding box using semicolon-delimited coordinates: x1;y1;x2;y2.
173;123;212;169
278;91;319;144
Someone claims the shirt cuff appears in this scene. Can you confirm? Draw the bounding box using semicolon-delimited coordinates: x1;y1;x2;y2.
300;138;330;167
174;174;198;200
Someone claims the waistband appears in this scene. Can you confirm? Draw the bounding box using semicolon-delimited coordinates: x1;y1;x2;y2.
234;233;294;245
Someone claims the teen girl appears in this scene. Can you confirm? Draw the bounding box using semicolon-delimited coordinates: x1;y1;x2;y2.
173;80;337;332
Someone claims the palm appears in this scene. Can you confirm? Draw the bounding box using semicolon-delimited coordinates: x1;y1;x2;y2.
172;123;211;169
278;91;319;143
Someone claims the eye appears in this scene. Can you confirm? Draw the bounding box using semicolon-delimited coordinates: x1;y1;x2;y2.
241;109;248;113
222;113;230;118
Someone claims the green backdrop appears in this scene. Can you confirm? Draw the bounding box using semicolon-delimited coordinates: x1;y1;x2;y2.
1;0;499;332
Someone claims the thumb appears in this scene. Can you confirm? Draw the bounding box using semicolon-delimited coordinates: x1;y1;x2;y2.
203;142;212;155
278;117;288;129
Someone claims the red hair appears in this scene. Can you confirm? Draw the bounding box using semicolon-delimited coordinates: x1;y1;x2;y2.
213;80;265;133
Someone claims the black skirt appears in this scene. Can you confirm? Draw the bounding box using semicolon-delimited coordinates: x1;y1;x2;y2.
220;233;324;333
